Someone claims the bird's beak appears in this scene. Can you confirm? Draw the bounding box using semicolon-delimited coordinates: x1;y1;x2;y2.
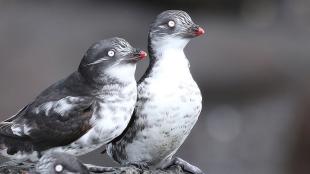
123;49;147;63
190;25;205;37
133;49;147;60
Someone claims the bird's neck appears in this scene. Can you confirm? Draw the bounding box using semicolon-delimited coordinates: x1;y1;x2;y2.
143;37;191;81
78;64;136;91
105;64;136;83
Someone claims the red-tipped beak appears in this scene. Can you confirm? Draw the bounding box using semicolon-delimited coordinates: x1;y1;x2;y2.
194;27;205;36
139;51;147;60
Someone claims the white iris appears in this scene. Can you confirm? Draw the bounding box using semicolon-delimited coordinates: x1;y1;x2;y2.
108;50;115;57
168;20;175;28
55;164;63;172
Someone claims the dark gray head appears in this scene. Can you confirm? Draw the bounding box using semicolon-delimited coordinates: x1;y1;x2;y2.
149;10;205;50
33;152;89;174
78;37;147;83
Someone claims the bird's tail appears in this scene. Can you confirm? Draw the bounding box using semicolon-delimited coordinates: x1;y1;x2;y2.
0;122;14;151
0;122;33;158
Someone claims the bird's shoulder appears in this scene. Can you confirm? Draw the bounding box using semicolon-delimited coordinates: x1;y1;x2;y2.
25;72;93;115
33;72;90;103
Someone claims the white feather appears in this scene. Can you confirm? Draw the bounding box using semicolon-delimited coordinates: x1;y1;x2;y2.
34;96;83;116
105;63;136;83
23;124;32;135
11;125;22;136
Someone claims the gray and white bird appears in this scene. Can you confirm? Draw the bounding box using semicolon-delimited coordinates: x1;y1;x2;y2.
0;38;147;163
107;10;205;174
31;152;89;174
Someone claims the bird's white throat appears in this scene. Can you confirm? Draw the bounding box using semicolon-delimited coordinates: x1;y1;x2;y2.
105;64;136;82
150;37;191;79
152;36;190;51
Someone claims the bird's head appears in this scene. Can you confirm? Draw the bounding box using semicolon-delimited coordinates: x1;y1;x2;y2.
79;37;147;83
149;10;205;50
32;152;89;174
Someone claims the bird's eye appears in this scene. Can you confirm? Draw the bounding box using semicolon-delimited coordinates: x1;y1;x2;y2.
168;20;175;28
108;50;115;57
55;164;63;172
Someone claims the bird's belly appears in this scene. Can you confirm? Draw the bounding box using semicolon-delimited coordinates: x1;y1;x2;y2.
125;94;201;165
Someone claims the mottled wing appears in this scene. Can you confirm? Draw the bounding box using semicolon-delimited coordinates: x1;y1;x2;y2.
0;96;94;152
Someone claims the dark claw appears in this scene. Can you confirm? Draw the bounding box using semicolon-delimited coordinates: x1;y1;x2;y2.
84;164;114;173
164;157;205;174
126;162;150;170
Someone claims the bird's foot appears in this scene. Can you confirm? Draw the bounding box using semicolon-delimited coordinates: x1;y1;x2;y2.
162;157;205;174
125;161;150;170
84;163;115;173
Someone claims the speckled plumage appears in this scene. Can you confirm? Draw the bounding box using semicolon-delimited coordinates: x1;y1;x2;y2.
0;38;144;162
108;10;204;171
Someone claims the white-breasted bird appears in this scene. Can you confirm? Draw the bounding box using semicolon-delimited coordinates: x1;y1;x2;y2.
107;10;205;174
0;38;147;163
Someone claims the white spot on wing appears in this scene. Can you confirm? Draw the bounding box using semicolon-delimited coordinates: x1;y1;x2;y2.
53;98;74;115
11;125;22;136
34;96;85;116
23;124;32;135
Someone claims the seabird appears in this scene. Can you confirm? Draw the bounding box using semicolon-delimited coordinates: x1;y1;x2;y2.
107;10;205;174
0;37;147;163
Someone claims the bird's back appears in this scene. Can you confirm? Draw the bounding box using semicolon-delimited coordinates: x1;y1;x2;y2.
0;72;93;161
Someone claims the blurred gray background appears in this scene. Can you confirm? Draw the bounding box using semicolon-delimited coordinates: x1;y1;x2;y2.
0;0;309;174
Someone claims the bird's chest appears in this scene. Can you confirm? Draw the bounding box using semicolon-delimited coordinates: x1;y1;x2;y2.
127;79;201;164
91;84;137;137
139;76;202;124
134;78;202;156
